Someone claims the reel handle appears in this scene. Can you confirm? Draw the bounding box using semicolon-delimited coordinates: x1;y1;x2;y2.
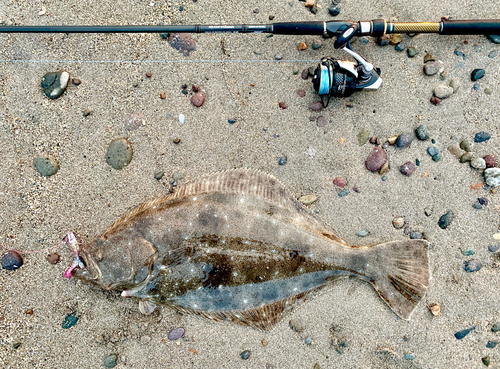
333;24;359;49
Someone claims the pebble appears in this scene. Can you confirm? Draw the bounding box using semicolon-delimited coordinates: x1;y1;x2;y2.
365;146;387;172
301;69;309;80
309;101;323;111
488;35;500;43
424;62;440;76
473;83;480;91
473;201;482;209
33;156;59;177
275;54;283;60
488;244;500;252
297;42;308;50
482;357;490;366
400;162;416;176
427;147;439;157
299;195;318;205
471;68;485;81
160;33;169;40
485;88;492;95
429;304;441;316
240;350;251;360
338;189;349;197
438;211;453;229
424;208;433;216
415;125;429;140
377;34;391;46
462;249;475;256
424;53;435;63
404;353;415;360
474;131;491;143
312;39;322;49
41;71;70;99
145;71;152;78
388;135;398;145
106;138;133;170
228;119;236;124
489;50;497;58
359;37;369;45
289;318;304;332
278;156;287;166
463;259;482;273
124;111;146;131
358;128;370;146
470;157;486;170
410;231;423;239
328;7;340;16
278;101;287;109
160;92;166;99
379;162;389;175
154;172;164;180
191;92;205;107
454;326;475;339
333;177;347;188
486;341;498;349
396;133;413;148
168;33;196;56
492;323;500;332
72;78;81;85
316;116;327;127
62;312;79;329
395;43;405;52
172;171;185;181
369;136;379;145
448;145;462;159
449;78;461;92
46;253;60;264
407;46;417;57
390;34;402;45
460;140;471;152
104;354;118;368
83;108;91;117
178;114;185;124
454;49;466;60
296;89;306;97
392;217;405;229
356;230;369;237
484;168;500;187
168;327;185;340
2;250;23;270
173;138;181;144
460;152;473;163
430;96;442;105
434;85;453;99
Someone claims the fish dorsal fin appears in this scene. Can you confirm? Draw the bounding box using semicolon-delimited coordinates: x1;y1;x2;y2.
168;290;314;331
105;168;346;245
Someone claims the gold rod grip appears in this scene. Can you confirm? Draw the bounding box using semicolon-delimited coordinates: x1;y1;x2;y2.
390;22;441;34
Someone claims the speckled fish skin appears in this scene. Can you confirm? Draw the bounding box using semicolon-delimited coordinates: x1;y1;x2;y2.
73;169;430;330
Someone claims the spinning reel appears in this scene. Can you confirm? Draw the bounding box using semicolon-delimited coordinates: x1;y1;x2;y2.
312;23;382;107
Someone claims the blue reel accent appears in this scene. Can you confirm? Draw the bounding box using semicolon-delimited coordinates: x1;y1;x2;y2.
318;64;331;95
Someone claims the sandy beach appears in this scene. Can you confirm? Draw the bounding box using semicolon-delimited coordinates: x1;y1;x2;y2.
1;0;499;368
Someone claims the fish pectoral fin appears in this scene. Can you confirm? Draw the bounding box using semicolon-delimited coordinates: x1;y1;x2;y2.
139;300;158;315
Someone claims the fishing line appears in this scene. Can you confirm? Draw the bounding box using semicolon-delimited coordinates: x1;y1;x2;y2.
0;58;320;64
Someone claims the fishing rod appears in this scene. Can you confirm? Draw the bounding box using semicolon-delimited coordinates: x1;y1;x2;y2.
1;19;500;107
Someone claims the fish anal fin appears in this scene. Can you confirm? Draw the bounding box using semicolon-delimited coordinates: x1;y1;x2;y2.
169;292;311;331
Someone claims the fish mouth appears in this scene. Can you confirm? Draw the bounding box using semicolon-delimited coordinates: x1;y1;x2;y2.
72;250;101;282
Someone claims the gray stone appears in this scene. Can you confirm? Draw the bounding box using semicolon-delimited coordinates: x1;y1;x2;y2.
424;62;440;76
104;354;118;368
471;68;485;81
172;171;185;181
460;140;471;152
427;147;439;157
392;217;405;229
396;133;413;148
415;125;429;140
463;259;482;273
484;168;500;187
438;211;453;229
33;156;59;177
1;250;23;270
474;131;491;143
41;71;70;99
434;84;453;99
356;230;369;237
488;35;500;44
407;46;418;57
106;138;133;170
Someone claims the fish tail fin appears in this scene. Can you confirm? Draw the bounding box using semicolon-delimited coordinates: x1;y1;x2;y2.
367;239;430;320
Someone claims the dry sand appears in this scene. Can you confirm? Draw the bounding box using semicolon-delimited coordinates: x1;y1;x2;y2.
0;0;499;368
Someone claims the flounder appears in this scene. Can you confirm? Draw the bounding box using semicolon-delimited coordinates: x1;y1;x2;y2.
70;169;430;330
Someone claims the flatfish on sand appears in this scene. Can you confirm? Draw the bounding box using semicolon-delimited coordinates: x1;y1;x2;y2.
69;169;430;330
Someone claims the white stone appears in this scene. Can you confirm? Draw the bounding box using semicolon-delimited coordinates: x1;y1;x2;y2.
178;114;185;124
484;167;500;187
433;84;454;99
